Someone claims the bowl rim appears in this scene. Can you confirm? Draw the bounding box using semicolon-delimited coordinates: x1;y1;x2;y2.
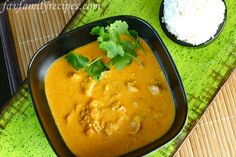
28;15;188;157
159;0;227;47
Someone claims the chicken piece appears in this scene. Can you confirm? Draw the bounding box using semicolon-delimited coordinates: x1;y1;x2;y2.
118;106;126;112
104;123;119;136
110;101;122;111
70;72;85;81
75;104;81;112
71;73;81;81
127;81;139;93
90;107;101;120
85;79;96;96
85;128;95;136
129;115;142;134
148;84;160;95
93;121;104;132
89;100;104;108
64;112;73;124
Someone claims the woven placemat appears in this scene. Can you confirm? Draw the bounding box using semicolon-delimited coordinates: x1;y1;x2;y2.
7;0;81;79
175;68;236;157
1;0;236;156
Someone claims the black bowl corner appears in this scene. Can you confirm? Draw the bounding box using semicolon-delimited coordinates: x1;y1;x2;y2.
28;15;188;157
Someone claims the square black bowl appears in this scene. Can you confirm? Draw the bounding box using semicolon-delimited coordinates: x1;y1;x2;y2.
28;15;188;157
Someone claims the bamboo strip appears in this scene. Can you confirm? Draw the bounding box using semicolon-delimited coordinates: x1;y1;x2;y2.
66;0;74;18
219;93;235;156
41;8;53;42
21;11;34;62
215;96;232;156
197;127;208;157
7;10;26;77
53;9;65;31
45;10;57;39
185;139;195;157
181;144;191;157
225;80;236;117
13;11;30;77
57;1;68;24
24;9;38;53
192;132;204;156
204;113;221;156
198;117;211;157
61;0;71;22
31;11;44;47
211;99;231;156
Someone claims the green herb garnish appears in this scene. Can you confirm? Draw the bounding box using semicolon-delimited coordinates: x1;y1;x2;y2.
86;59;109;80
66;52;109;80
65;53;89;70
66;20;143;80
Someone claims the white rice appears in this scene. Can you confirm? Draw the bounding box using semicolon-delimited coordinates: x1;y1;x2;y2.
162;0;226;45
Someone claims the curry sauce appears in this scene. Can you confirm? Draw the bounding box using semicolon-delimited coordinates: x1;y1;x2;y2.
45;39;175;157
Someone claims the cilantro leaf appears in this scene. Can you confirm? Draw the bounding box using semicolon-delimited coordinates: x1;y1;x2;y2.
109;30;120;43
121;41;137;50
86;59;109;80
111;55;132;70
121;41;137;58
66;52;89;70
126;50;137;58
98;28;110;42
129;30;138;39
90;26;101;35
106;20;129;35
91;26;110;43
99;41;124;59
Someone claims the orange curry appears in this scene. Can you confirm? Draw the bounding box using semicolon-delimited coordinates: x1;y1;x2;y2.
45;39;175;157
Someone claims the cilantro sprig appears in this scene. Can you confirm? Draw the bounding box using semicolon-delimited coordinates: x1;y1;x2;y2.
66;53;109;80
66;20;143;80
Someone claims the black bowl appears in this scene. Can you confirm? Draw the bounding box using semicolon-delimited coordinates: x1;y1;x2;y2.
159;0;227;47
28;15;188;157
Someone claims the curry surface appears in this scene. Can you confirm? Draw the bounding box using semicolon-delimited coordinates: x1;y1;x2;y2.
45;39;175;157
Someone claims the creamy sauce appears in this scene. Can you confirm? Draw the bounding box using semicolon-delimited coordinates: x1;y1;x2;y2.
45;39;175;157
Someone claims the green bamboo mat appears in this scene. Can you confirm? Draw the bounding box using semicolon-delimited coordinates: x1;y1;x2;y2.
1;0;236;156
